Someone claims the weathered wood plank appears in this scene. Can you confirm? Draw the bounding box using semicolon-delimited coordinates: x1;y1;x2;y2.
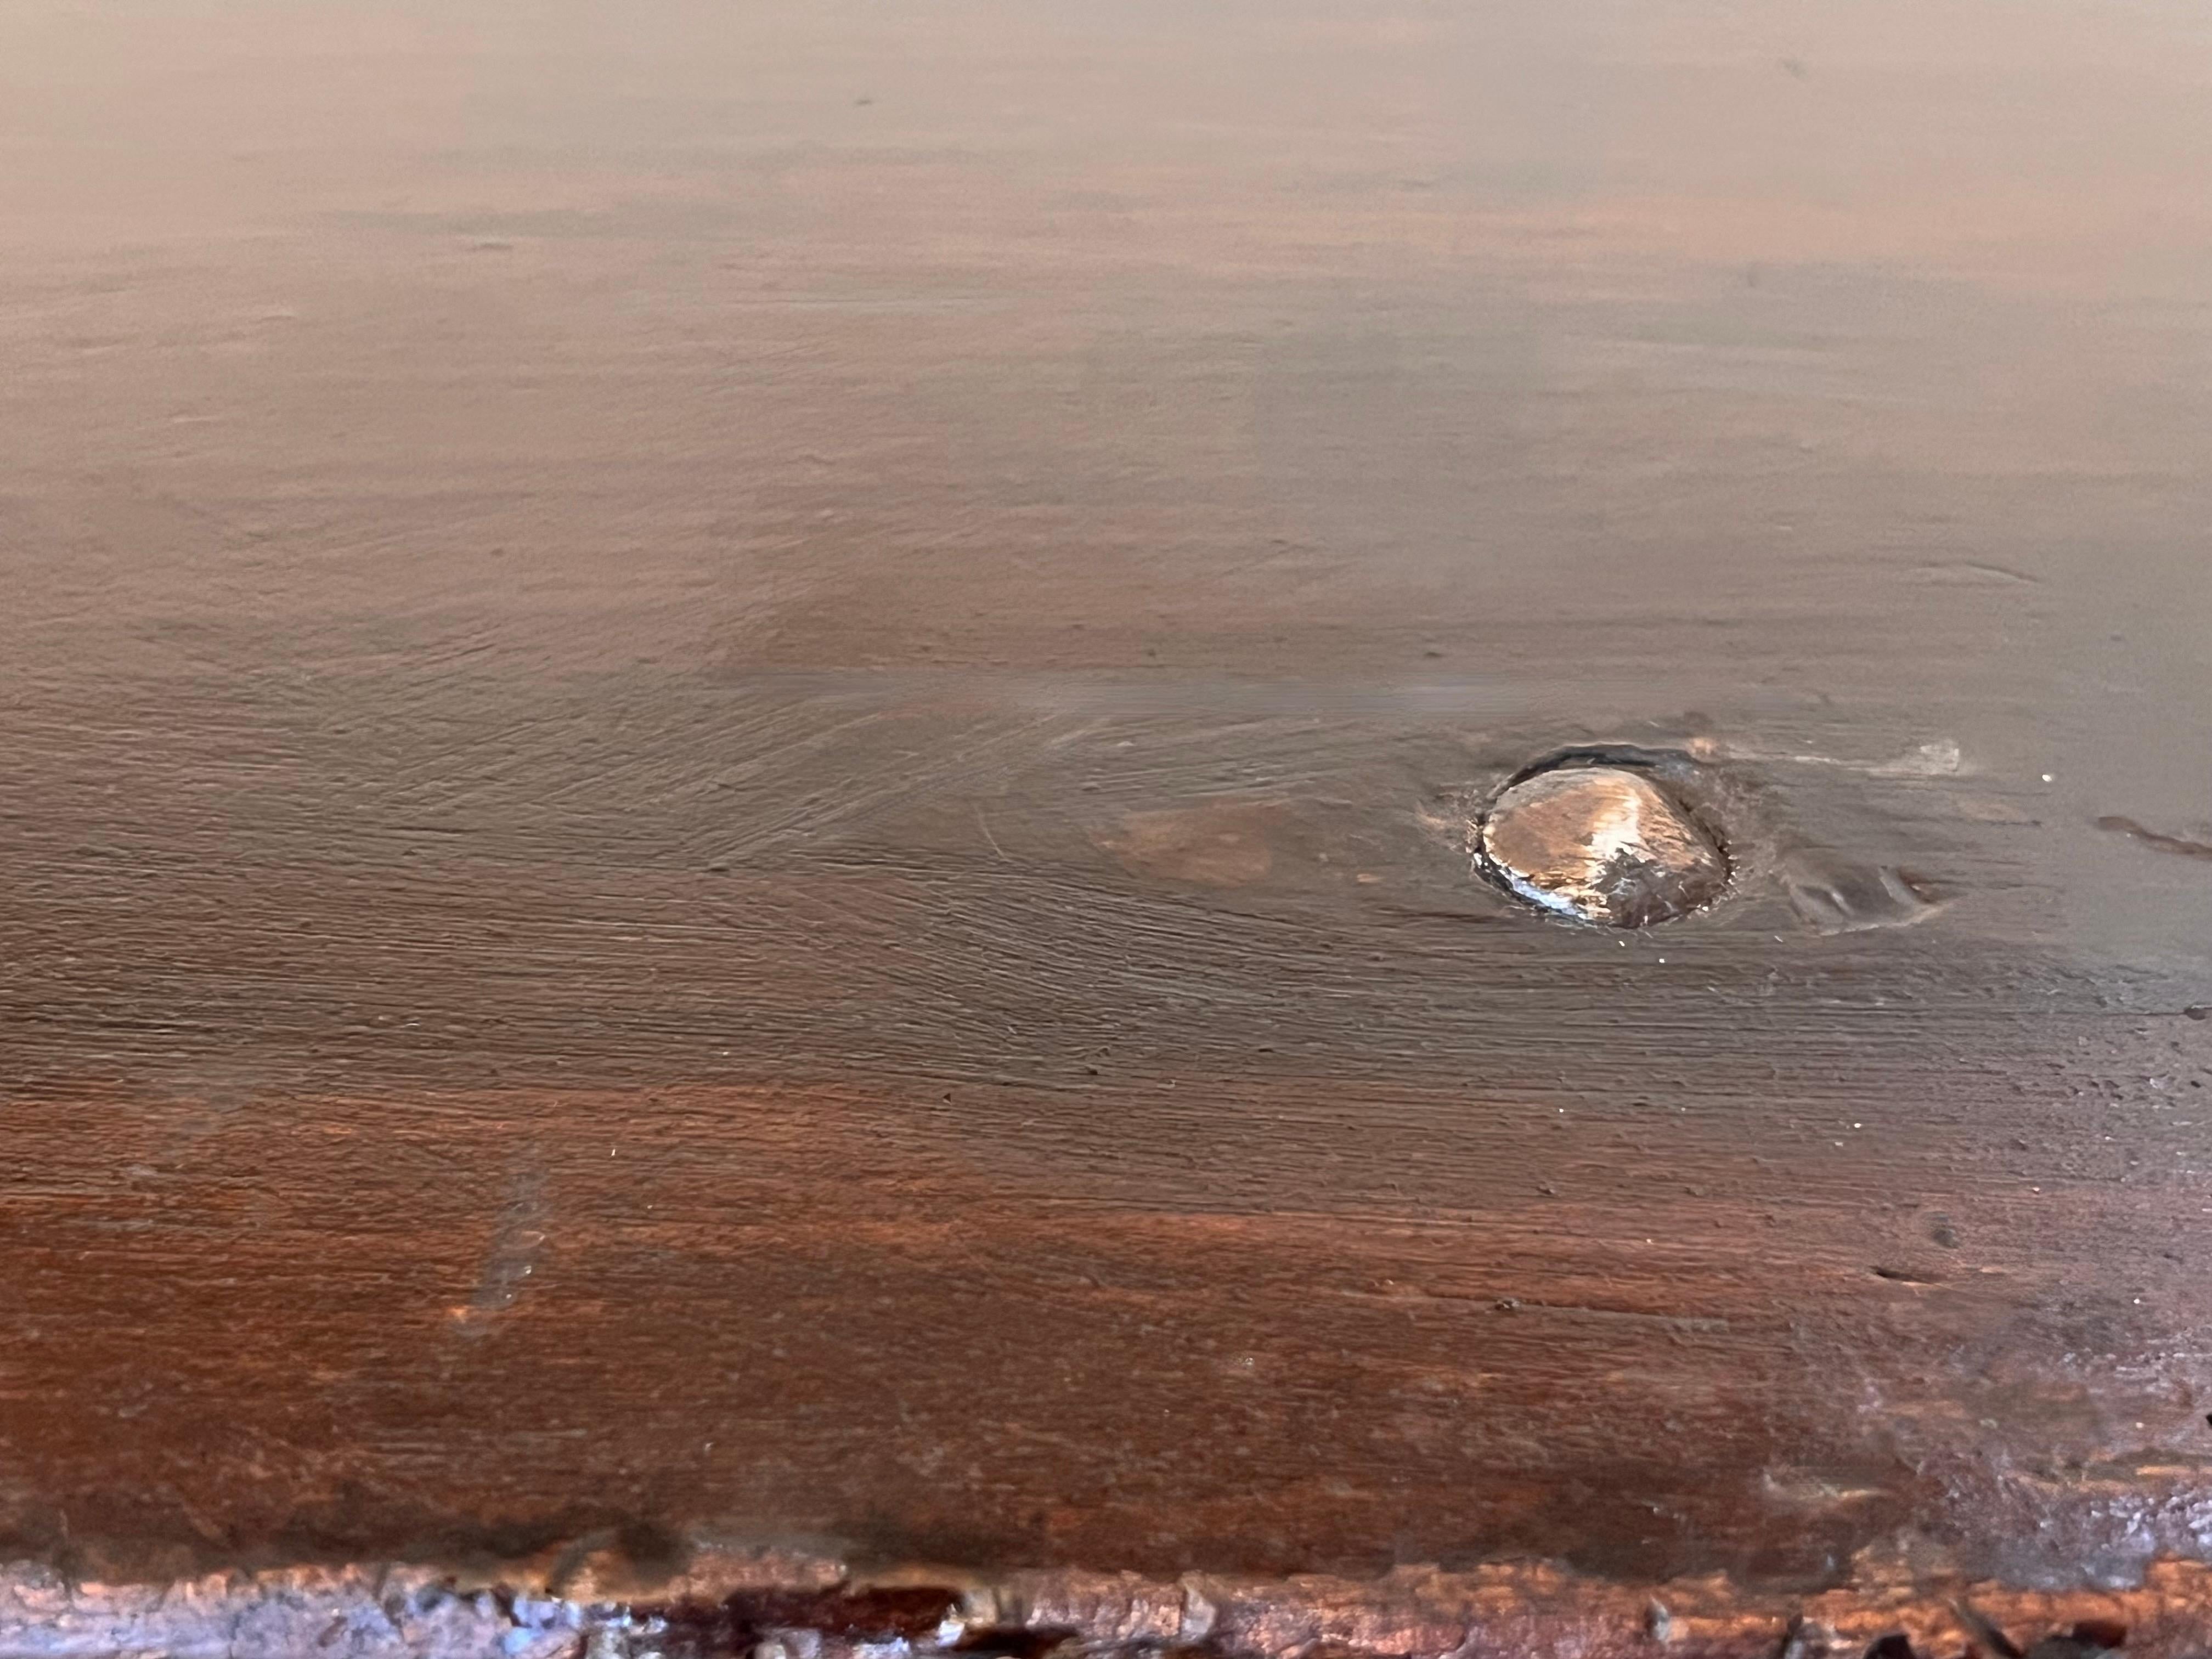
2;0;2210;1607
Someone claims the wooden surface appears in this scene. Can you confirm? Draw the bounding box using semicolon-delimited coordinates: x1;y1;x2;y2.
4;0;2212;1600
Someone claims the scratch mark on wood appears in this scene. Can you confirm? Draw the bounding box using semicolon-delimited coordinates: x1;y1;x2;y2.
451;1164;549;1337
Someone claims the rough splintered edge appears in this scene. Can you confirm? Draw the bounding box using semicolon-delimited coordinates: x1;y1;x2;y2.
9;1556;2212;1659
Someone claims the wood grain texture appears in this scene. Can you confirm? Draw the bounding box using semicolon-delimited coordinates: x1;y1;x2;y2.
3;0;2212;1601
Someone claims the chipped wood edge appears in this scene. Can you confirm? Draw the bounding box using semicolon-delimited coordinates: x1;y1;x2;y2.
9;1554;2212;1659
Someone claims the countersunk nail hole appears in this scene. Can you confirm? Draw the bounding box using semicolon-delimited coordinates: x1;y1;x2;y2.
1476;753;1730;929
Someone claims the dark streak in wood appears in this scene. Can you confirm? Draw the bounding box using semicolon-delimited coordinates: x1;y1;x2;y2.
2093;819;2212;862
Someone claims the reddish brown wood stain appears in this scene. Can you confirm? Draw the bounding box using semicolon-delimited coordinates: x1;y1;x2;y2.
3;0;2212;1620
